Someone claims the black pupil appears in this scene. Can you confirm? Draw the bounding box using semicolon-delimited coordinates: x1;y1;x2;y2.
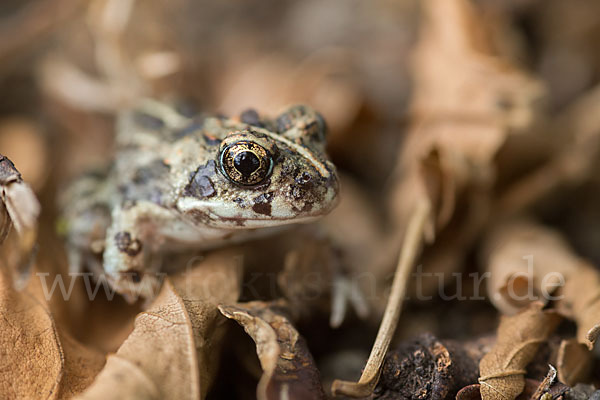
233;151;260;176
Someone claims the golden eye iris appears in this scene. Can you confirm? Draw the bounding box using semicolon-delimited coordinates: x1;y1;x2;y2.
219;141;273;186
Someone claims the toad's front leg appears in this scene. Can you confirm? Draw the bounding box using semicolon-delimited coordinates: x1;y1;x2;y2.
103;201;177;301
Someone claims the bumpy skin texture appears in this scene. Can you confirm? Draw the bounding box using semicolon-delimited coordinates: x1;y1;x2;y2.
60;100;340;299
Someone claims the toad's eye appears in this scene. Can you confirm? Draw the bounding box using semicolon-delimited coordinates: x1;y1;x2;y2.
219;141;273;186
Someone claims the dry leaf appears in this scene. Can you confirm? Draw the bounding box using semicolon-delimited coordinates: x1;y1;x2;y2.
219;301;326;400
0;254;106;399
456;379;570;400
56;331;107;399
0;154;40;243
390;0;543;235
0;265;64;399
76;250;242;400
556;339;592;387
478;302;560;400
382;0;543;300
554;264;600;350
484;220;581;315
484;220;600;350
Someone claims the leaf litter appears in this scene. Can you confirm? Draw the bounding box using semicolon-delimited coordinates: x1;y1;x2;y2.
2;0;600;399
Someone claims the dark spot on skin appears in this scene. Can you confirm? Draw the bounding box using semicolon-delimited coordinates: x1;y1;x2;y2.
184;160;217;198
303;120;319;137
315;112;328;138
114;231;143;257
134;111;165;130
185;209;211;225
174;100;200;118
252;202;271;216
240;109;263;127
174;119;205;139
133;160;170;185
275;105;312;133
203;134;221;145
300;201;314;213
276;113;294;133
252;192;273;216
217;216;246;226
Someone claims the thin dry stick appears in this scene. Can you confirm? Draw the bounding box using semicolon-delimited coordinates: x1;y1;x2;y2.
331;200;431;397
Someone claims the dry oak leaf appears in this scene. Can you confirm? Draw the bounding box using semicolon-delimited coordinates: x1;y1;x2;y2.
76;250;242;400
219;301;326;400
479;302;560;400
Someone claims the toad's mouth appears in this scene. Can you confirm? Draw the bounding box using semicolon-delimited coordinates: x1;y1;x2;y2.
176;195;338;228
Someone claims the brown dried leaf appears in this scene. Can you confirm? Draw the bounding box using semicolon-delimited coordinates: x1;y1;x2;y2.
0;262;107;399
76;250;242;400
478;302;560;400
484;220;600;350
484;220;581;315
556;339;592;387
0;266;63;399
456;379;570;400
554;264;600;350
56;330;106;399
390;0;543;236
219;301;326;400
0;154;39;241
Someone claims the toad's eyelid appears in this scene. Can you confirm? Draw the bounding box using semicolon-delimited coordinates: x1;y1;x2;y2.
253;129;330;178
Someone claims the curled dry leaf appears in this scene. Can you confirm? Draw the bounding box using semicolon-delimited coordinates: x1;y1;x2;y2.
0;264;63;399
556;339;592;388
478;302;561;400
57;330;107;399
0;154;40;286
456;379;570;400
0;154;40;243
554;262;600;350
219;301;326;400
76;250;242;400
0;262;105;400
484;220;600;350
484;220;581;315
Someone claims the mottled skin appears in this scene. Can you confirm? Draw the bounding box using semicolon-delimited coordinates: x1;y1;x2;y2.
61;100;340;299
